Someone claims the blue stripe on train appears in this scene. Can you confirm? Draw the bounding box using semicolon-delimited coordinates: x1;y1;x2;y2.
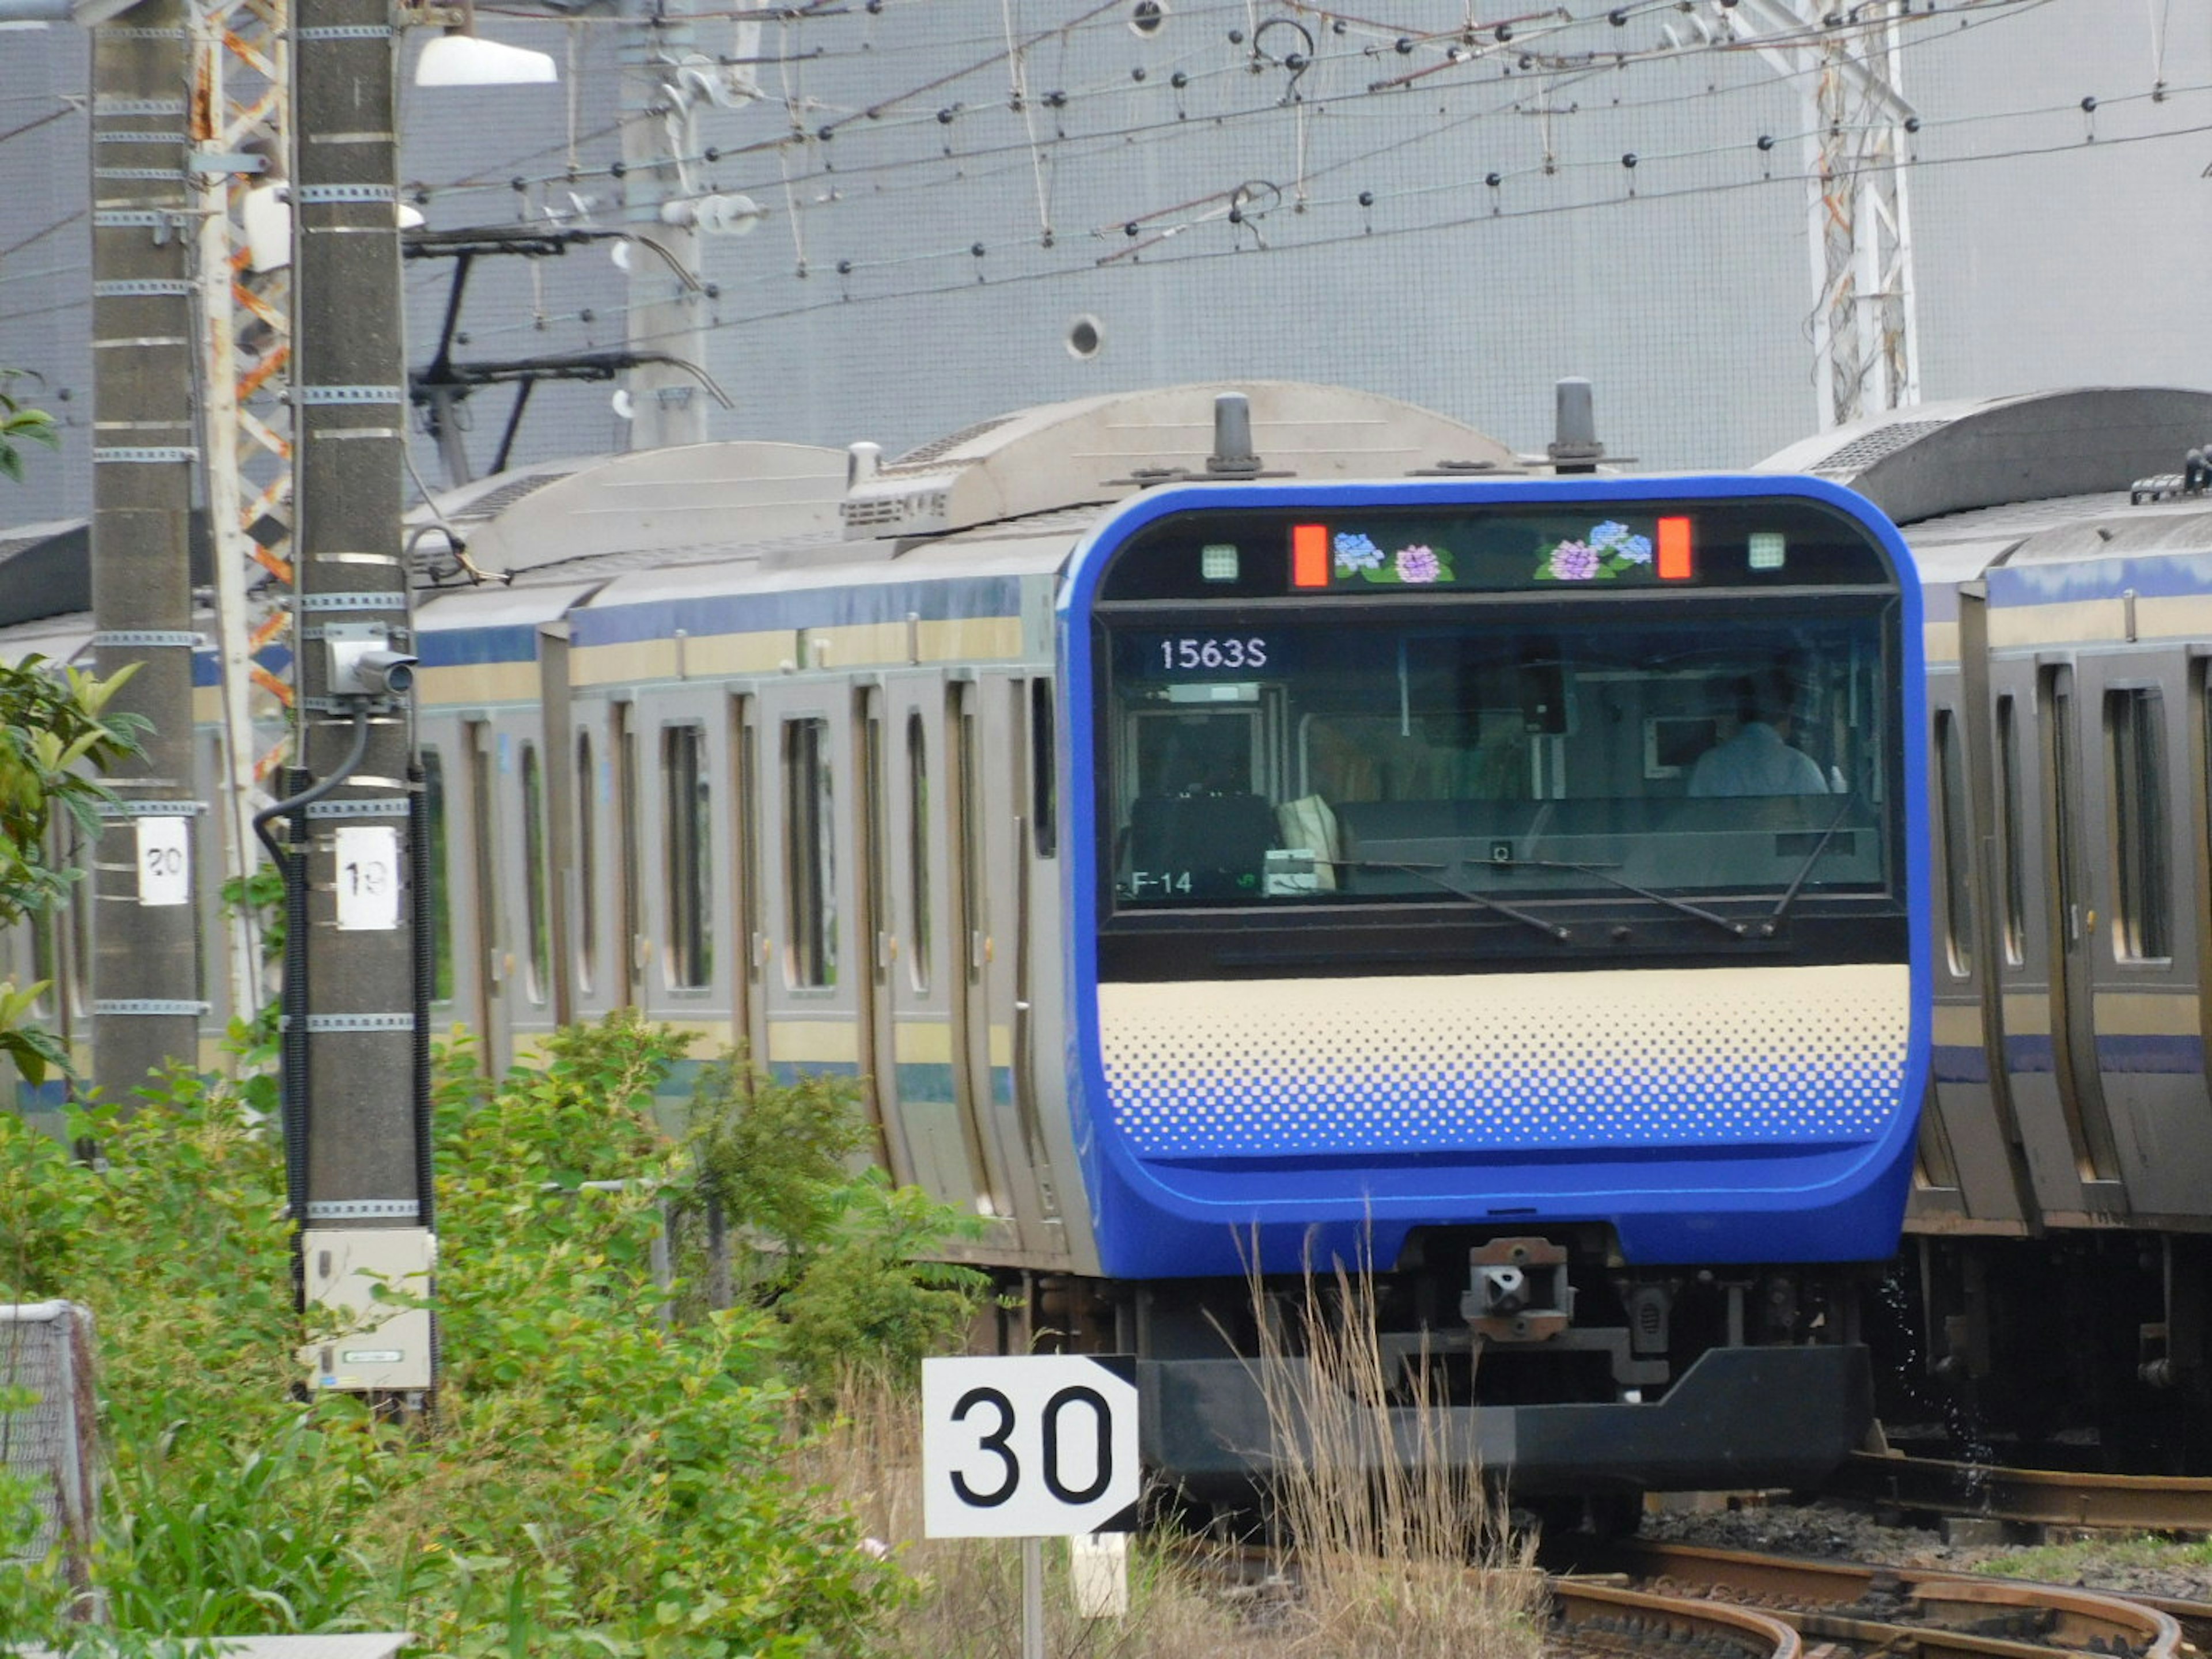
1933;1044;1989;1083
1993;1034;2205;1075
574;575;1025;649
418;624;542;668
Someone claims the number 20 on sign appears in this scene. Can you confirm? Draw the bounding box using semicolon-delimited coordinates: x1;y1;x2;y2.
921;1355;1141;1539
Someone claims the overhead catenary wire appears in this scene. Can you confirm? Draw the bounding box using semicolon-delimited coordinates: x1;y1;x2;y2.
434;96;2212;356
415;6;2190;343
404;0;2052;225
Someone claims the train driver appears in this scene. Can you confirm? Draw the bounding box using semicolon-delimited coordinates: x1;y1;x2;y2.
1687;668;1832;798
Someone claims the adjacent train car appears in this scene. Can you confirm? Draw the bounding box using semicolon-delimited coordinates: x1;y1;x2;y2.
1;381;1933;1500
1760;387;2212;1465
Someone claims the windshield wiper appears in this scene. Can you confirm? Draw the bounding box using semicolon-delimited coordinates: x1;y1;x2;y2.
1765;793;1858;930
1487;857;1755;941
1333;858;1573;944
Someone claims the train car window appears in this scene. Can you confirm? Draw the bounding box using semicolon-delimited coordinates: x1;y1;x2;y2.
664;724;713;989
861;702;888;987
467;727;501;1018
1101;614;1891;912
2044;672;2084;950
735;703;762;986
617;711;642;994
421;747;454;1003
63;821;90;1017
1995;695;2026;966
521;743;552;1005
2108;688;2171;963
1031;680;1058;859
907;711;933;994
957;691;986;984
1934;709;1974;978
574;730;596;993
783;718;837;988
28;897;54;1019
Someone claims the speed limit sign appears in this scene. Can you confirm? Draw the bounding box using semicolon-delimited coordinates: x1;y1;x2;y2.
921;1355;1140;1537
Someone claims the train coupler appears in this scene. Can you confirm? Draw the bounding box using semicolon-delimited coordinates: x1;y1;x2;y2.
1461;1236;1574;1342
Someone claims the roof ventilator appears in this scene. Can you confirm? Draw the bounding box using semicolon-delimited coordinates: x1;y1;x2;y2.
1206;392;1262;476
2130;444;2212;505
1546;377;1607;475
1103;391;1296;488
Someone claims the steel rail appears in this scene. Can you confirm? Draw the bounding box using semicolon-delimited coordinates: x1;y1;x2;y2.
1831;1452;2212;1536
1184;1539;1800;1659
1551;1576;1802;1659
1599;1540;2181;1659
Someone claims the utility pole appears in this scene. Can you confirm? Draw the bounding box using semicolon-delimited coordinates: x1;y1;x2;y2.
283;0;434;1400
1730;0;1921;430
619;0;707;452
88;0;208;1106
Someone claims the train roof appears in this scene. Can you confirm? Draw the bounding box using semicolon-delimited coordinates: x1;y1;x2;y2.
418;381;1514;607
406;440;849;585
1755;387;2212;598
1755;387;2212;528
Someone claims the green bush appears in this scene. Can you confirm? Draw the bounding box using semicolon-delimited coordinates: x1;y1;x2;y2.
677;1051;991;1399
0;1012;993;1656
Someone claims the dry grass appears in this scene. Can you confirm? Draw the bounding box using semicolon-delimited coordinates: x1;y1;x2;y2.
800;1254;1551;1659
1249;1259;1547;1659
798;1372;1287;1659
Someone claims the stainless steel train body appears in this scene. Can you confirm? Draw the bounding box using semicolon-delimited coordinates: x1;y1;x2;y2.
3;380;1953;1497
1763;388;2212;1462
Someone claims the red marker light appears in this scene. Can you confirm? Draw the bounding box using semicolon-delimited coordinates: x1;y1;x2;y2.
1657;516;1693;580
1291;522;1330;588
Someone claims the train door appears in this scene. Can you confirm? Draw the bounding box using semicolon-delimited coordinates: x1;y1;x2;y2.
728;693;769;1068
463;718;513;1072
1940;591;2039;1232
2039;662;2128;1210
1913;696;1978;1222
878;679;995;1213
1009;676;1065;1237
612;699;644;1009
2074;660;2207;1217
491;709;558;1065
853;684;911;1183
755;683;866;1120
536;626;577;1031
416;732;459;1037
949;677;1019;1226
566;703;615;1027
637;691;728;1073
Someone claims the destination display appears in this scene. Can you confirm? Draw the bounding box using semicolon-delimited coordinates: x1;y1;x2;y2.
1096;498;1896;603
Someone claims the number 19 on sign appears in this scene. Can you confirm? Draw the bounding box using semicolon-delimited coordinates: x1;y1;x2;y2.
921;1355;1140;1539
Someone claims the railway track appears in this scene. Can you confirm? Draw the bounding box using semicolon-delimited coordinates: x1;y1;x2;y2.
1550;1575;1801;1659
1831;1452;2212;1536
1563;1540;2187;1659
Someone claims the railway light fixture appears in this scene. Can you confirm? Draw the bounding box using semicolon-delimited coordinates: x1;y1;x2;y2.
415;0;558;87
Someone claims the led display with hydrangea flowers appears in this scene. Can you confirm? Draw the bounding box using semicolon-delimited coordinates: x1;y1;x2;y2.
1331;530;1456;585
1535;518;1656;582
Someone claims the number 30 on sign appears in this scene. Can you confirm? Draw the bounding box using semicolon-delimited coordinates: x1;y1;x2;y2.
921;1355;1141;1538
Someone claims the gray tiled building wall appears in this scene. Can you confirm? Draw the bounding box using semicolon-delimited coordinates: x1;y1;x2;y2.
3;5;2209;527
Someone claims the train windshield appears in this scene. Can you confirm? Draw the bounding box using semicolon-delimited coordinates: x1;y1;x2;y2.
1090;495;1907;942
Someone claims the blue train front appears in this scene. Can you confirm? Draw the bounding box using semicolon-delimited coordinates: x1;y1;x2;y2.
1060;475;1930;1498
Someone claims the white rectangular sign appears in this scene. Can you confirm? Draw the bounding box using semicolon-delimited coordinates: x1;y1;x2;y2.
922;1354;1141;1539
134;815;189;907
333;824;402;931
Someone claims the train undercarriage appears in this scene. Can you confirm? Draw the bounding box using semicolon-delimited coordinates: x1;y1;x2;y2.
1887;1234;2212;1476
994;1228;1885;1503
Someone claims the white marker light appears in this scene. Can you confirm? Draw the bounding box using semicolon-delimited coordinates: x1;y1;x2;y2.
1748;532;1786;571
1200;543;1239;582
